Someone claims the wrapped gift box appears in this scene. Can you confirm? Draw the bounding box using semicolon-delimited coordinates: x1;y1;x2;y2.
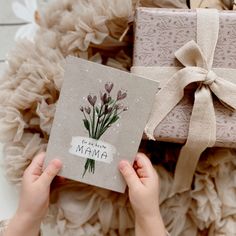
132;8;236;148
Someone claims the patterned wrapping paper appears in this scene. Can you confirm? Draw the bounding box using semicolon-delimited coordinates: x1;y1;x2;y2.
133;7;236;148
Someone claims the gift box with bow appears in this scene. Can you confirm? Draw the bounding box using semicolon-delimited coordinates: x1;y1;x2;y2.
132;8;236;194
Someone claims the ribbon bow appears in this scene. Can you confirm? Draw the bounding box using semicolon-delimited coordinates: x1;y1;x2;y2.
145;9;236;194
132;9;236;194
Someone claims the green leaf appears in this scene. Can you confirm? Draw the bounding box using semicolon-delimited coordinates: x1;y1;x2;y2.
98;115;119;138
91;107;95;137
103;112;113;125
95;107;100;114
83;119;90;131
109;115;119;124
97;127;109;138
82;159;90;177
108;99;115;105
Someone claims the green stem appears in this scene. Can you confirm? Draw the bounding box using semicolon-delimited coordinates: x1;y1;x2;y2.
96;100;117;138
82;111;91;137
97;115;120;140
91;106;95;137
85;111;93;136
82;159;95;177
117;110;125;117
97;113;108;138
94;104;104;138
101;109;118;130
82;99;123;177
82;129;98;177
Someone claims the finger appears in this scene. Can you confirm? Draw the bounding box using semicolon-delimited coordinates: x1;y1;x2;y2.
119;160;141;190
133;161;139;170
135;153;154;178
39;159;62;187
137;168;149;179
24;152;45;178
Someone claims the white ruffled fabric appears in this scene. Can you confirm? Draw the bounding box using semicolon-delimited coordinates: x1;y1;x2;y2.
0;106;26;142
46;181;134;236
190;173;222;230
3;133;46;184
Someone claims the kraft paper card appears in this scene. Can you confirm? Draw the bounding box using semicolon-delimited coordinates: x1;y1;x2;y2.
45;56;159;193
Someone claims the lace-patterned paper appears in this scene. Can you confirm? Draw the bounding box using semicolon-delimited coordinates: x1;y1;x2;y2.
133;8;236;148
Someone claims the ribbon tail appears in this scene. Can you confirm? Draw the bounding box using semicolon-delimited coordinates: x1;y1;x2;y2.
145;68;205;140
145;85;183;140
170;86;216;195
210;76;236;110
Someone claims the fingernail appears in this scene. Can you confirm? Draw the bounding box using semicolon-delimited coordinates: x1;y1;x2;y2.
52;159;63;169
119;161;127;171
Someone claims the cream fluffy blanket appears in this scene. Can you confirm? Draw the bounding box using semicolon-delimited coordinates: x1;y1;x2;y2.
0;0;235;235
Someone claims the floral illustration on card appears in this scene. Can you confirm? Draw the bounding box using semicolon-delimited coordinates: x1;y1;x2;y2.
79;82;128;177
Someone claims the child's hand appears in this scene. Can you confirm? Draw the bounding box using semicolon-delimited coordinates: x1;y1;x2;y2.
119;153;159;218
5;152;62;236
18;152;62;221
119;153;166;236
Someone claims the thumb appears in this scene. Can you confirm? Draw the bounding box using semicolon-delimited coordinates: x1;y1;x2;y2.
39;159;62;186
119;160;141;190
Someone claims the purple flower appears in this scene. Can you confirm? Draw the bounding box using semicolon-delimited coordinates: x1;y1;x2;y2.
105;82;113;93
117;90;127;101
114;103;123;110
100;92;111;105
85;106;91;114
105;105;112;114
100;92;106;105
107;96;111;103
100;91;104;101
87;95;97;106
80;106;84;112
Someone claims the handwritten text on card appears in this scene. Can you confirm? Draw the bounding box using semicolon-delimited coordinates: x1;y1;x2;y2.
69;136;116;163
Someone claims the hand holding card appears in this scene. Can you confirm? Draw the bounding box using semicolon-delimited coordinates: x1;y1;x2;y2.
45;57;159;192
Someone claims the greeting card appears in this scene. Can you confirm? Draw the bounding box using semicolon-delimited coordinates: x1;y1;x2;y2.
45;57;159;192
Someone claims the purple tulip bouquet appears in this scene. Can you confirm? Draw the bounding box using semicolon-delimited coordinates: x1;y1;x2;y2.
80;82;128;176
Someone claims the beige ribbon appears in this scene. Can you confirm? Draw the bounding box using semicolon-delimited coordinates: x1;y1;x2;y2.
132;9;236;194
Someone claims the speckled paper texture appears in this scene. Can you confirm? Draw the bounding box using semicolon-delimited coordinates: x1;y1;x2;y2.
133;8;236;148
45;57;159;193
